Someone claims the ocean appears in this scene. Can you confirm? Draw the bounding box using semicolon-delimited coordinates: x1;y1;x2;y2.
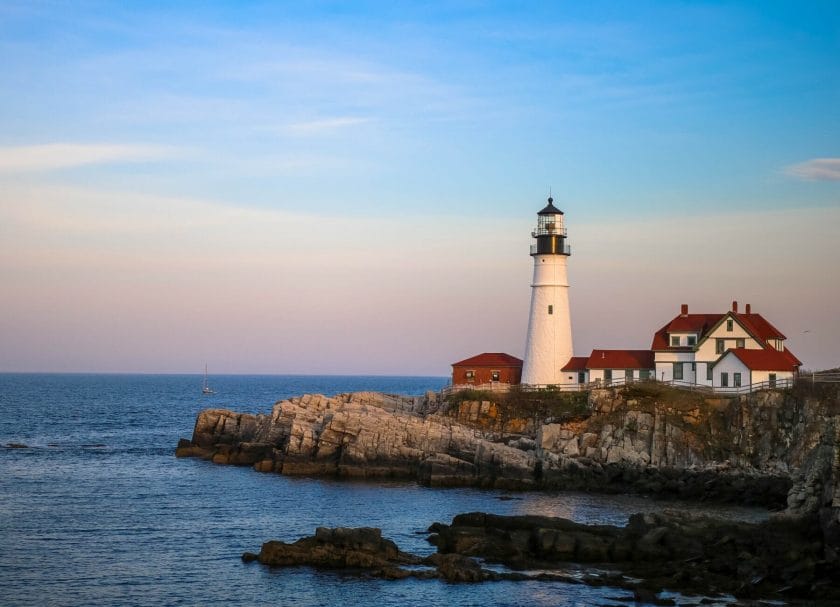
0;373;768;606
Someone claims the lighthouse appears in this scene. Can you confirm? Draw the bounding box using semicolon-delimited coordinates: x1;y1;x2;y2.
521;197;574;386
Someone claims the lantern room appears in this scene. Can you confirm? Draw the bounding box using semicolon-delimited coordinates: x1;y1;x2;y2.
530;197;570;256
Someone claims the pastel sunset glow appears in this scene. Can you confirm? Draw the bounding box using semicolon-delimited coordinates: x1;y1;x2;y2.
1;2;838;374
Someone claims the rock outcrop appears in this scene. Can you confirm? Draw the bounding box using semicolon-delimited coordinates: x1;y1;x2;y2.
243;510;838;601
177;392;537;489
243;526;535;582
177;384;839;507
243;526;420;576
427;510;838;600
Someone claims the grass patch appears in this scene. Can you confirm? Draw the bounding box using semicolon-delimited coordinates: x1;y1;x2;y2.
444;389;499;406
442;386;590;423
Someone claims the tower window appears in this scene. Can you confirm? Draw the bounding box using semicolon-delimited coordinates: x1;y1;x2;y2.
548;305;553;315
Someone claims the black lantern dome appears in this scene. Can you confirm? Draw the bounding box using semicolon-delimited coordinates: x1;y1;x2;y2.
531;196;570;256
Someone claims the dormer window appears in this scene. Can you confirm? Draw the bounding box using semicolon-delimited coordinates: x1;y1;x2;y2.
671;336;680;346
687;335;697;346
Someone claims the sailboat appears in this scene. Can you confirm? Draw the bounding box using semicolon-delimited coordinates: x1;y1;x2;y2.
202;364;215;395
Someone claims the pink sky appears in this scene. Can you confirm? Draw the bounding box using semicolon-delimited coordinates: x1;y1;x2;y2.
1;184;836;374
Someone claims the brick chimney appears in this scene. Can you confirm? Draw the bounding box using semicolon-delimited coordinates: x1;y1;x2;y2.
732;300;738;313
745;303;751;314
680;304;688;316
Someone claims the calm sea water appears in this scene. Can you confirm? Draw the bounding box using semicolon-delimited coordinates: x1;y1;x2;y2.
0;374;767;607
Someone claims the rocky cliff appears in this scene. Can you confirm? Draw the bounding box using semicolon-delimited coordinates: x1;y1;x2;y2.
177;383;839;535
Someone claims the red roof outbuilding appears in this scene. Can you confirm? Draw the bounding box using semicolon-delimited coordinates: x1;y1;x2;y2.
450;352;523;386
451;352;523;367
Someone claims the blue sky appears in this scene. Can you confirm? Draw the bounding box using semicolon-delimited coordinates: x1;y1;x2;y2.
0;1;838;373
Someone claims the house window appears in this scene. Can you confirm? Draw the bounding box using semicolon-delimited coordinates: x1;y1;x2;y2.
490;371;500;382
604;369;613;383
734;372;742;387
639;369;650;380
626;370;634;381
671;336;680;346
736;338;745;349
465;370;475;381
687;335;697;346
673;363;683;380
691;362;696;371
548;305;553;315
726;319;734;332
716;339;725;354
721;372;729;387
769;373;777;388
706;364;713;381
578;371;586;384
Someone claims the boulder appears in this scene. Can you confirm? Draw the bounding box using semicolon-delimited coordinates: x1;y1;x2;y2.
252;526;419;570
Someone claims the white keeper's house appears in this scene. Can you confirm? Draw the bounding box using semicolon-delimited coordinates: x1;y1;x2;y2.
652;301;801;389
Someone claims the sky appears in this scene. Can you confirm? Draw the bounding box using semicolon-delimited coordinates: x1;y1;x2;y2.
0;1;838;375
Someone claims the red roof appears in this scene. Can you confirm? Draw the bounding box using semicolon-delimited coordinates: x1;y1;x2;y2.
651;310;787;351
561;356;589;371
651;314;723;350
586;349;655;370
782;347;802;367
451;352;523;367
733;312;786;341
725;348;799;372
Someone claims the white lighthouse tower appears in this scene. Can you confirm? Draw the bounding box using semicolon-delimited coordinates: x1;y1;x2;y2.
521;197;574;386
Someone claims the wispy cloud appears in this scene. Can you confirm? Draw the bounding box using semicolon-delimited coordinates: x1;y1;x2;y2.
0;143;177;172
785;158;840;181
284;117;372;135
